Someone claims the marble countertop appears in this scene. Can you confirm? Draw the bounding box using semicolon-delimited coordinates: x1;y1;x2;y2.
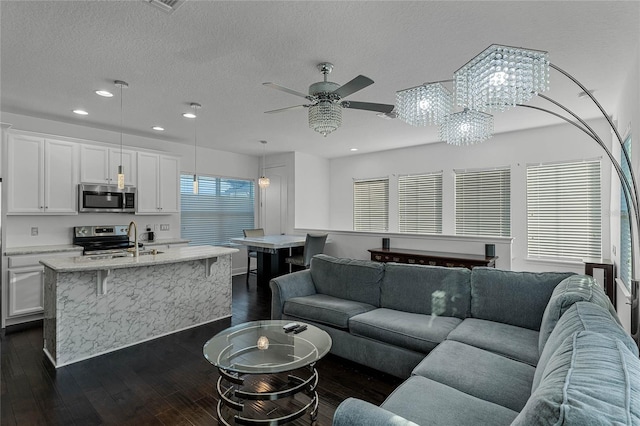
5;238;190;256
5;245;83;256
40;245;238;272
230;234;306;249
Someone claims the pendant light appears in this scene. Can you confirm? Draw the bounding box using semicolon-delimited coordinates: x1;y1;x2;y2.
258;140;270;188
187;102;202;194
115;80;128;189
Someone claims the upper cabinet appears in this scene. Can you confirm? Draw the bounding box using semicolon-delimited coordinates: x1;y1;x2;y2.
136;152;180;214
7;135;78;214
80;145;136;186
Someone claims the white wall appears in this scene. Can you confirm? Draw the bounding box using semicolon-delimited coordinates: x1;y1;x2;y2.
294;152;330;229
327;119;612;273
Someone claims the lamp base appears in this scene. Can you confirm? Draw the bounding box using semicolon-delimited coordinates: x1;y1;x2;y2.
632;279;639;348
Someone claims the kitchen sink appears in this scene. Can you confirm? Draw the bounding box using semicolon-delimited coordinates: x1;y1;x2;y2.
138;249;164;256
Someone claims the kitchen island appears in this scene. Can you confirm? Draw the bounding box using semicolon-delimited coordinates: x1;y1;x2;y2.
41;245;237;367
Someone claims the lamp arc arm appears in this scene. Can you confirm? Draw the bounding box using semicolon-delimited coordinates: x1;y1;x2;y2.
517;103;637;273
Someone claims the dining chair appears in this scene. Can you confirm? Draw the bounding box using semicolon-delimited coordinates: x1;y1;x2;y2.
243;228;264;286
285;233;328;271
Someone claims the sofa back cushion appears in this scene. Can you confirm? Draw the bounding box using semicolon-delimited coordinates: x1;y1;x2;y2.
512;331;640;425
532;301;638;392
381;264;471;319
538;274;620;356
310;254;384;307
470;268;574;331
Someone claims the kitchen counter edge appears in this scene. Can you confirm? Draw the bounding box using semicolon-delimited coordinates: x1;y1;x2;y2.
40;245;238;272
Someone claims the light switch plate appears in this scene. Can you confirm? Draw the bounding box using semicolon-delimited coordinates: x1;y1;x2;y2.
31;226;38;236
160;224;170;231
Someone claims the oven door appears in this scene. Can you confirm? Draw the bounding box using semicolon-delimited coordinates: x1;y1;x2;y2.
78;184;136;212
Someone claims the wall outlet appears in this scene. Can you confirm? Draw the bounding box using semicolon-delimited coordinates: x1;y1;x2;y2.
160;224;170;231
31;226;38;236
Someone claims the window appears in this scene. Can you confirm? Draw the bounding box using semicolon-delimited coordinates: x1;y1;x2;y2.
180;175;255;246
354;178;389;231
527;160;601;259
620;135;632;288
398;172;443;234
455;168;511;237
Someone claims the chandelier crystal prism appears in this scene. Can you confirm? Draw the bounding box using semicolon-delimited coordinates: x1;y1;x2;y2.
308;100;342;137
439;109;494;146
454;44;550;112
258;140;270;189
396;83;452;126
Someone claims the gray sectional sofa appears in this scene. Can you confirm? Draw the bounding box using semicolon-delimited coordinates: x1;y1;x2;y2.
270;254;640;425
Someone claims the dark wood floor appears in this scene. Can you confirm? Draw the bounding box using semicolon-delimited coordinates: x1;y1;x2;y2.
1;275;401;425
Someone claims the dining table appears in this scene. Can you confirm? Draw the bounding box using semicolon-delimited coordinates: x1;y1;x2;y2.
230;234;306;287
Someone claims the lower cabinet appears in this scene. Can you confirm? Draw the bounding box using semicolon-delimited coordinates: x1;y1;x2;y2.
8;267;44;317
4;250;82;326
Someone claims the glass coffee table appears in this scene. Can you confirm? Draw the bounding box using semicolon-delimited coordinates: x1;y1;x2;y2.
203;320;332;425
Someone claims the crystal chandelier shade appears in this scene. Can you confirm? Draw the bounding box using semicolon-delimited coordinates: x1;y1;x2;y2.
395;83;452;126
308;100;342;137
258;140;270;189
454;44;550;112
439;109;494;146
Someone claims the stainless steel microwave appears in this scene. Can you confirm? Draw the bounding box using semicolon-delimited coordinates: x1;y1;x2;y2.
78;184;136;213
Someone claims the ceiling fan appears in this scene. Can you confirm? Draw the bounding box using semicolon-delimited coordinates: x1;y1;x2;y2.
263;62;395;136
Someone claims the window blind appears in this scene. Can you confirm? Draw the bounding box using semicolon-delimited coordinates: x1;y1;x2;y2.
455;168;511;237
180;175;255;246
354;178;389;231
527;160;601;259
398;172;443;234
620;136;632;287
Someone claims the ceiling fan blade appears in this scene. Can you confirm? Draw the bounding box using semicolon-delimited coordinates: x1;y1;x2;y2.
264;105;308;114
332;75;374;99
263;82;314;101
341;101;395;114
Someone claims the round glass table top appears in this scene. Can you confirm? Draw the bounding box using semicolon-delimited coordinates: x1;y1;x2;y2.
203;320;332;374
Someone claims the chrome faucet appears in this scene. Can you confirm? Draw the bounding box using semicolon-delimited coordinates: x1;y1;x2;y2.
127;221;139;257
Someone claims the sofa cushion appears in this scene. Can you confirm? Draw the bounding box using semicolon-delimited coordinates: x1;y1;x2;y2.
533;301;638;392
283;294;376;329
349;308;462;354
412;340;535;412
470;268;574;331
381;263;471;319
381;375;518;426
447;318;539;366
513;331;640;425
309;254;384;307
538;274;620;356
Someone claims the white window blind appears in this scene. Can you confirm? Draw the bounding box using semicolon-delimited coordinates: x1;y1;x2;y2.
455;168;511;237
398;172;443;234
180;175;255;246
527;160;601;259
620;136;632;287
354;178;389;231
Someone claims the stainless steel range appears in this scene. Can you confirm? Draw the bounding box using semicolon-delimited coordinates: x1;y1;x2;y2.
73;225;141;255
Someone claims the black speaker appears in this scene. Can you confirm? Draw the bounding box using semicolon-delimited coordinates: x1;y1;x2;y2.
382;238;390;250
485;244;495;257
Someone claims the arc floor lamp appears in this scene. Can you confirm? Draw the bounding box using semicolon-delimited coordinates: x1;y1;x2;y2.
397;44;639;344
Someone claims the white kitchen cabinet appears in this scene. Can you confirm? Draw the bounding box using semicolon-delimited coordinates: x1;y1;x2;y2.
8;267;44;317
7;135;78;214
80;144;136;186
136;152;180;214
5;250;83;323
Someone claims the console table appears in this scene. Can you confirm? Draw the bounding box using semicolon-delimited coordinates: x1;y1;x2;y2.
368;248;497;269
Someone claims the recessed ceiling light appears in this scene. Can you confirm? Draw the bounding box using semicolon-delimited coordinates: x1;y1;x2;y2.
350;148;358;152
182;112;197;119
73;109;89;115
152;126;165;131
95;90;113;97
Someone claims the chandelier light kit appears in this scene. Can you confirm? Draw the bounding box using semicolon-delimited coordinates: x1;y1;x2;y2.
258;140;270;189
115;80;129;190
186;102;201;195
395;43;639;342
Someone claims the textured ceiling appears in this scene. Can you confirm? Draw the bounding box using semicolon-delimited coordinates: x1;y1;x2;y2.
1;1;639;158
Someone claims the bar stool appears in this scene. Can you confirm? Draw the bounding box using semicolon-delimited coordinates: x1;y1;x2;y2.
243;228;264;286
